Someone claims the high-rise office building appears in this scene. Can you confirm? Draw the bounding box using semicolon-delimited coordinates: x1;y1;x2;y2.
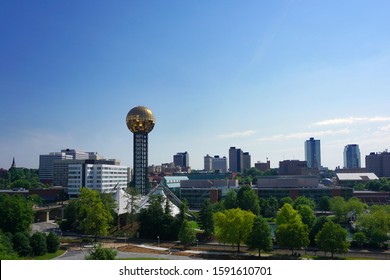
67;163;128;198
126;106;155;195
174;152;189;168
229;147;243;173
305;137;321;169
40;149;109;185
344;144;361;169
39;152;73;184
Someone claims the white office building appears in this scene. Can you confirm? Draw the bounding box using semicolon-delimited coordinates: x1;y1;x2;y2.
67;164;129;197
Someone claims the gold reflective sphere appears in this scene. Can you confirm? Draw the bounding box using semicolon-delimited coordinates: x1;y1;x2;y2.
126;106;155;133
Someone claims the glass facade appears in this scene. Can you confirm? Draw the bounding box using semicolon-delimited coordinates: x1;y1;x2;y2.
344;144;361;169
305;137;321;169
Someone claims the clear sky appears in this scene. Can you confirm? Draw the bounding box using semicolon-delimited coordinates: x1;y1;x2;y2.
1;0;390;170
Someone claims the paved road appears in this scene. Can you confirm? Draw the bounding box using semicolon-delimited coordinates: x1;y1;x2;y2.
55;247;198;260
31;221;59;234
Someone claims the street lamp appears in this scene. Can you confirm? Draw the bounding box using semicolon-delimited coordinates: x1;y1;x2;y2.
196;239;198;251
157;236;160;247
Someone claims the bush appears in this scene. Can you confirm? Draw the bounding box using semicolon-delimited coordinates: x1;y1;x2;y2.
85;244;117;260
46;232;60;253
12;232;32;257
30;232;47;256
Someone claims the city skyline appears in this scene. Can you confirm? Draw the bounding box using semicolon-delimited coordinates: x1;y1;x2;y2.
1;1;390;170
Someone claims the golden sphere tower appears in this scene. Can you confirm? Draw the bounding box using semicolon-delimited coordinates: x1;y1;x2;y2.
126;106;155;194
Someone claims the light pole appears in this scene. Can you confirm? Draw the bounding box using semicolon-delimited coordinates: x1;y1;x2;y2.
157;236;160;247
196;239;198;251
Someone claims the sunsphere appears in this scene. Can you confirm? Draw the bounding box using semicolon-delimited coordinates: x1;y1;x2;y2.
126;106;155;134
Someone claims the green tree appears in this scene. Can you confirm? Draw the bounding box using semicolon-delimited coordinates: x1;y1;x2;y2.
275;204;309;255
0;231;18;259
297;205;315;227
223;189;237;209
279;197;293;208
213;208;255;252
293;196;316;210
0;194;33;234
138;195;179;240
46;232;60;253
329;196;347;223
316;221;349;258
330;197;367;223
309;216;328;246
352;232;368;247
198;199;214;237
356;206;390;247
12;232;31;257
77;188;113;240
237;186;260;215
345;197;367;221
318;196;331;211
258;197;267;216
100;192;117;227
10;179;31;190
264;196;278;218
178;199;189;225
30;232;47;256
85;243;117;260
275;203;301;225
60;199;80;231
246;216;273;256
178;220;197;249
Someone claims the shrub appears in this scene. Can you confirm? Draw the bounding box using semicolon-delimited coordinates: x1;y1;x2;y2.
12;232;32;257
46;232;60;253
85;244;117;260
30;232;47;256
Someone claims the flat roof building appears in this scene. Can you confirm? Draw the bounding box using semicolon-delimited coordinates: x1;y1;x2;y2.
67;163;128;198
366;151;390;178
305;137;321;169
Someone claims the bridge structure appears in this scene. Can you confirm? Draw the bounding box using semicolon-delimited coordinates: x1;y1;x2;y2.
33;204;66;223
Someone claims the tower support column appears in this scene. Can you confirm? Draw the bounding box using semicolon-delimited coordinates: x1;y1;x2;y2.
133;133;148;195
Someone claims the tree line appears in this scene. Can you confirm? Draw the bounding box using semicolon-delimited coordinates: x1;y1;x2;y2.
0;167;45;190
0;193;60;259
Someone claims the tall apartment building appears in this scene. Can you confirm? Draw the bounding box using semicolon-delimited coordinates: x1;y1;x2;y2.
366;151;390;177
305;137;321;169
174;152;189;168
229;147;243;173
344;144;361;169
67;163;128;198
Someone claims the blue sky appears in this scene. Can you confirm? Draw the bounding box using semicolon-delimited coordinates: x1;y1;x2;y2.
1;0;390;170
